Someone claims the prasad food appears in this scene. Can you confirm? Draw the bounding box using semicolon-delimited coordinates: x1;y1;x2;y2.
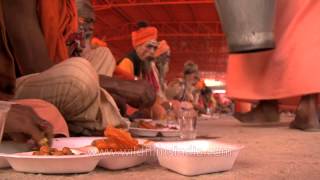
136;120;177;130
32;146;74;156
92;127;142;152
138;121;165;129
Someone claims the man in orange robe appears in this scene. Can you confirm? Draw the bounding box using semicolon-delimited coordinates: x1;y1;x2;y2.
114;22;164;119
114;21;159;82
227;0;320;131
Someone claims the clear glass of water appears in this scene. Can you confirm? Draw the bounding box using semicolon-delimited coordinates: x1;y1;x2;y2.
178;108;197;140
165;102;177;126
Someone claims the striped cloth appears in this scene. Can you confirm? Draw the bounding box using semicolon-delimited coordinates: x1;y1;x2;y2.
14;57;123;135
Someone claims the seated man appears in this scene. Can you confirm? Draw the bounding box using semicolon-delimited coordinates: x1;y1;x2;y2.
154;40;171;99
0;0;54;144
1;0;155;138
112;21;163;119
151;40;180;119
68;0;156;117
166;61;201;104
115;25;182;120
198;87;217;114
114;21;158;82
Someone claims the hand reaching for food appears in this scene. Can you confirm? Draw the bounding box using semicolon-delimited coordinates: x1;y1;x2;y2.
5;104;53;147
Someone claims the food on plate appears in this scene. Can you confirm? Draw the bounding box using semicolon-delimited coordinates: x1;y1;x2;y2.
91;127;142;152
168;126;178;130
135;120;177;130
32;146;74;156
138;121;166;129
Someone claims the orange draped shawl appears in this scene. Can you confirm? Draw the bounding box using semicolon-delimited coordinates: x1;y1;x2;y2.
37;0;78;63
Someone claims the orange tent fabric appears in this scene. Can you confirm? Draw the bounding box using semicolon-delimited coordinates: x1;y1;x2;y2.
227;0;320;107
38;0;78;63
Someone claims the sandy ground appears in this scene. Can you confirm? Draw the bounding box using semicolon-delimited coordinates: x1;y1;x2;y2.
1;114;320;180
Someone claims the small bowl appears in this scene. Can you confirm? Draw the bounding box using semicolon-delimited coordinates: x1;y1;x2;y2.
154;140;244;176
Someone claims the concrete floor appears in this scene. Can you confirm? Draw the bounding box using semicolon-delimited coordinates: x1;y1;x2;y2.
1;114;320;180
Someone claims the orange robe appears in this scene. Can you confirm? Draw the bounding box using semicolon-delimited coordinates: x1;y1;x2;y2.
114;58;135;80
37;0;78;63
227;0;320;109
91;37;107;48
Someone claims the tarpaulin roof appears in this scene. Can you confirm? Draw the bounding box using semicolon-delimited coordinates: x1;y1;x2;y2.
93;0;228;79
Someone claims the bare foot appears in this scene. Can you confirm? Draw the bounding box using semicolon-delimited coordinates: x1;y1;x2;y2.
290;94;320;131
234;100;279;123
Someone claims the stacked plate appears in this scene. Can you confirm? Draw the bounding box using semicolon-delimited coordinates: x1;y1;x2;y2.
0;137;152;174
0;137;244;176
129;119;180;137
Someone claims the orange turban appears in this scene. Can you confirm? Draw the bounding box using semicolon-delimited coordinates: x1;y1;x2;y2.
132;26;158;48
91;37;107;47
155;40;170;57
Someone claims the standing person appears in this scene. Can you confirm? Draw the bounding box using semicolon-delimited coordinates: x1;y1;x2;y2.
227;0;320;131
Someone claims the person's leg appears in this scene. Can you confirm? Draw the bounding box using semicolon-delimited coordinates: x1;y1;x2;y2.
290;94;320;131
234;100;280;123
81;47;116;77
14;58;122;135
81;47;131;115
82;46;157;113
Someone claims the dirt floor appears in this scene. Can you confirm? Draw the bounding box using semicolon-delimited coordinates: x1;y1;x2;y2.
1;114;320;180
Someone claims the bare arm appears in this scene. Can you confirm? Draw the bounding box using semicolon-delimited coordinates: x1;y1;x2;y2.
99;75;156;109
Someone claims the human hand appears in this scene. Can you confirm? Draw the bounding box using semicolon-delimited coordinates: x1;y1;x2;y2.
4;104;53;146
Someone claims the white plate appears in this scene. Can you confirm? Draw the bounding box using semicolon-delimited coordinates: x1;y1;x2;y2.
0;137;103;174
129;127;180;137
129;127;160;137
159;129;180;137
98;139;153;170
51;137;102;149
0;157;8;168
130;120;180;137
198;114;220;121
1;137;153;172
98;148;153;170
0;142;32;168
2;152;100;174
154;140;244;176
199;114;212;120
